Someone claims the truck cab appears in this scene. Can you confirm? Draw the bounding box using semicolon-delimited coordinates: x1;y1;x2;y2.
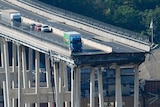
64;31;82;52
1;9;22;27
11;12;22;22
70;35;82;52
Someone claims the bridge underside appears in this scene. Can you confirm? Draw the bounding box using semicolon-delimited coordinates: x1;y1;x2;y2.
72;52;146;67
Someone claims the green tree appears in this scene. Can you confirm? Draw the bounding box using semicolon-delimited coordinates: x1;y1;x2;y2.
110;5;142;32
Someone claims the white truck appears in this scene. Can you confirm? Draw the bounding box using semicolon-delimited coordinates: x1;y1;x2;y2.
1;9;22;26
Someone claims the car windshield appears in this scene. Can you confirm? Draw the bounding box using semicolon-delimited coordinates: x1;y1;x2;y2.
43;26;48;28
31;24;35;26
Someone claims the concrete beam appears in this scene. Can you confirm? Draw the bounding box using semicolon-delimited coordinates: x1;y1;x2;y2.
9;88;71;102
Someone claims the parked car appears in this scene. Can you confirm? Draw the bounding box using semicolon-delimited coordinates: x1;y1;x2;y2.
41;25;52;32
34;24;42;31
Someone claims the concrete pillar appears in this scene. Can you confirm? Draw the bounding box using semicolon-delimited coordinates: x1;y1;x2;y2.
115;66;122;107
97;67;104;107
28;48;33;88
3;40;11;107
59;61;64;106
59;62;64;92
90;67;95;107
17;45;23;107
134;65;139;107
35;51;40;107
63;63;68;91
45;54;52;107
3;81;7;107
22;46;31;107
0;38;4;68
63;63;69;107
71;67;75;107
75;68;81;107
22;46;28;88
54;62;61;107
45;55;51;88
12;43;17;107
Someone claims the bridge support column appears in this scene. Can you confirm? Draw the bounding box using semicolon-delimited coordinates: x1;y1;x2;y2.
17;45;23;107
0;38;4;68
59;61;64;107
12;43;17;107
3;81;7;107
28;48;33;88
3;40;11;107
90;67;95;107
45;54;52;107
54;62;61;107
98;67;104;107
75;68;81;107
63;63;69;107
35;51;40;107
22;46;31;107
115;66;122;107
134;65;139;107
22;46;28;89
71;67;75;107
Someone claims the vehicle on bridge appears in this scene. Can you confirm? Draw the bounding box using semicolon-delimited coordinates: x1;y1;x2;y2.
64;31;82;52
34;24;42;31
41;25;52;32
1;9;21;27
30;23;36;30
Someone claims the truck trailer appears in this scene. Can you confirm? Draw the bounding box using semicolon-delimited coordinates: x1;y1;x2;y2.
1;9;22;27
63;31;82;52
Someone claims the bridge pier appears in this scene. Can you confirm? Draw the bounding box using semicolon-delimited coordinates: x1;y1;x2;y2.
98;67;104;107
3;39;11;107
17;44;23;107
63;63;69;107
71;67;75;107
35;51;40;107
53;62;61;107
90;67;95;107
0;33;145;107
12;42;17;107
134;65;139;107
75;68;81;107
115;65;122;107
45;54;52;107
0;38;57;107
28;48;33;88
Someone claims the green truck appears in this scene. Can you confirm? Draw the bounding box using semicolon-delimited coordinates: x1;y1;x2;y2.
64;31;82;52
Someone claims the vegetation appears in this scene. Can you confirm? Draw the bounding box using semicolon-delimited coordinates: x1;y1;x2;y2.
39;0;160;44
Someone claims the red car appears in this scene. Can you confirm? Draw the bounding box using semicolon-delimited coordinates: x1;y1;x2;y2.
34;24;42;31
